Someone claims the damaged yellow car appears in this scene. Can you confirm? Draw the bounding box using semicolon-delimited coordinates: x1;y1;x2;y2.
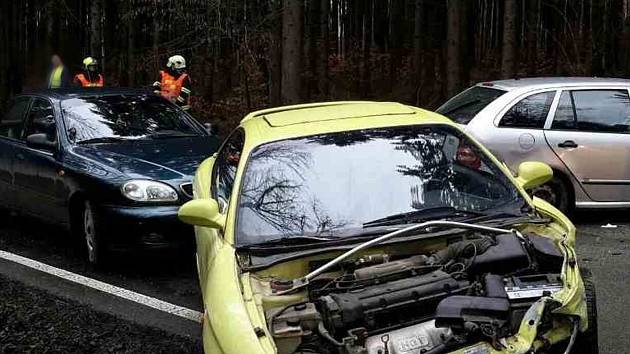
179;102;597;354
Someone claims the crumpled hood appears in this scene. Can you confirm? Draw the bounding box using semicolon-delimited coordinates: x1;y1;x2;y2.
70;136;220;181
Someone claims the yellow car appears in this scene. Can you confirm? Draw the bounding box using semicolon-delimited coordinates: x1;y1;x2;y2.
179;102;597;354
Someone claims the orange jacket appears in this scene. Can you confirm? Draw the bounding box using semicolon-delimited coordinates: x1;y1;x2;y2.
74;73;104;87
158;70;189;101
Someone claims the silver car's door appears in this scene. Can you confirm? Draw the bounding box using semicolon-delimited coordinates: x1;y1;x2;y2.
485;90;557;169
544;89;630;202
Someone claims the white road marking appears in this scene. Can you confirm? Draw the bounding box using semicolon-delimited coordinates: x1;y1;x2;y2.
0;249;203;323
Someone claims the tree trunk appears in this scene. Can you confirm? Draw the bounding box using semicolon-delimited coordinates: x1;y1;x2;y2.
269;0;283;106
446;0;462;98
10;1;23;96
89;0;101;58
501;0;517;78
360;0;371;98
621;0;630;75
0;1;8;110
318;0;330;97
127;3;135;87
281;0;303;104
153;4;160;74
413;0;423;84
526;0;539;75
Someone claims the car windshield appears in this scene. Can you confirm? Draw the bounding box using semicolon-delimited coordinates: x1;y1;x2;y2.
437;86;506;124
236;125;525;246
61;94;204;143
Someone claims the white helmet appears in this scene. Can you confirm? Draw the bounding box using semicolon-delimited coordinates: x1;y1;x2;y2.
167;55;186;70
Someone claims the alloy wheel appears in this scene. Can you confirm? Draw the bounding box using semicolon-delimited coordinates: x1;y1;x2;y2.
83;201;98;263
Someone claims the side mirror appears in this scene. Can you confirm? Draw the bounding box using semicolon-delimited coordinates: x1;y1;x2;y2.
178;199;226;230
26;133;56;151
515;161;553;190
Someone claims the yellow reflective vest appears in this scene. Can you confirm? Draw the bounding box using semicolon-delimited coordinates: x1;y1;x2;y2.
49;66;65;88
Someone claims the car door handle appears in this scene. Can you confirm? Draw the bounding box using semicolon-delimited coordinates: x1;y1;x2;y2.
557;140;578;148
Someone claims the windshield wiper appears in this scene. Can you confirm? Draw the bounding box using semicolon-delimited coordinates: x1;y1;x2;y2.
77;137;129;144
148;131;200;139
362;206;483;228
240;235;342;249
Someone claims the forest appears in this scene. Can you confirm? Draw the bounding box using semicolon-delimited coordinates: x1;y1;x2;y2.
2;0;630;133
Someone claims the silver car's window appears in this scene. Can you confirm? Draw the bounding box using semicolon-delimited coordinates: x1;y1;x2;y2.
236;126;523;245
551;92;576;130
437;87;506;124
552;90;630;133
499;91;555;129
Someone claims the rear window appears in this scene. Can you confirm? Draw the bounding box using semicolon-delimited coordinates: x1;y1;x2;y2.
498;91;555;129
437;86;506;124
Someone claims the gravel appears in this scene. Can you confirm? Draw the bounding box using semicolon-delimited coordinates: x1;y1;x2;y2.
0;275;202;354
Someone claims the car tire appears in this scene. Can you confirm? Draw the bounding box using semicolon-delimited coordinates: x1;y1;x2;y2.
572;267;599;354
81;200;108;266
531;175;573;215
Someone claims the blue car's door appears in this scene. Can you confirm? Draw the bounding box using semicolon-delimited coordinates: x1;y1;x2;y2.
0;96;31;209
13;97;67;224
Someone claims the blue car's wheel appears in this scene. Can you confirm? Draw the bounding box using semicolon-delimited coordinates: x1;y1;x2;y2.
82;201;107;266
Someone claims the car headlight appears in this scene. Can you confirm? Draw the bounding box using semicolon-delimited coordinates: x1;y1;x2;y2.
121;180;179;202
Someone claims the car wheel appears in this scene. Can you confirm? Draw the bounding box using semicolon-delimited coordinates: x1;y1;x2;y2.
82;200;107;266
572;267;599;354
531;176;573;214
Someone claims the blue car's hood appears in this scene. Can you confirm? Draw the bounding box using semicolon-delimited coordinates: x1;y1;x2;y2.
70;137;219;180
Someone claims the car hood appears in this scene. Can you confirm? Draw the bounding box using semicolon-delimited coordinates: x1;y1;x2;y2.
70;136;220;180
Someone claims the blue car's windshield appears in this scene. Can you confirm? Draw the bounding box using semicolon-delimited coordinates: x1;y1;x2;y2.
236;125;525;246
61;94;204;143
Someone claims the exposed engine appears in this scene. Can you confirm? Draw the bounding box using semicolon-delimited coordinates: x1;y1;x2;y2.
267;232;564;354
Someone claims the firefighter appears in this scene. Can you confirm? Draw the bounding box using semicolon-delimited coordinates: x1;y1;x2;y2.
47;54;71;88
153;55;191;110
73;57;104;87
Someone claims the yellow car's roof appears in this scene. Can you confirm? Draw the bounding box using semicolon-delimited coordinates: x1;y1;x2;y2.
239;101;455;146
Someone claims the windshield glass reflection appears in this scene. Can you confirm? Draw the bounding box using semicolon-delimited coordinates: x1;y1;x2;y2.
61;94;203;143
237;125;523;245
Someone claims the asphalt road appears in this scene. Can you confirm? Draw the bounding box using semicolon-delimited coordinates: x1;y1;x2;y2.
573;210;630;354
0;211;203;312
0;209;628;353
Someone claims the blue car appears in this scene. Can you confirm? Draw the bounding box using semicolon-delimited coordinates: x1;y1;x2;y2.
0;89;219;265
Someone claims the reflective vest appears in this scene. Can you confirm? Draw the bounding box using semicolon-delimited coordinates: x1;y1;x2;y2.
159;71;188;101
49;66;64;88
75;73;104;87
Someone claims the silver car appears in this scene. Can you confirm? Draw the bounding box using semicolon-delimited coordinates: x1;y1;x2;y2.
437;77;630;213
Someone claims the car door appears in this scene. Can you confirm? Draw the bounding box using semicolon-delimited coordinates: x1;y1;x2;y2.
544;89;630;202
13;97;67;223
0;96;31;208
197;129;245;284
485;90;557;169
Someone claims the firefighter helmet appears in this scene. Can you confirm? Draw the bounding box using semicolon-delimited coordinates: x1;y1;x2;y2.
83;57;98;72
166;55;186;70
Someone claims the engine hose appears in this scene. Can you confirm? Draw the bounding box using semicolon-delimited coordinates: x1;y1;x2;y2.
267;302;308;335
562;319;579;354
317;322;344;347
428;238;495;265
